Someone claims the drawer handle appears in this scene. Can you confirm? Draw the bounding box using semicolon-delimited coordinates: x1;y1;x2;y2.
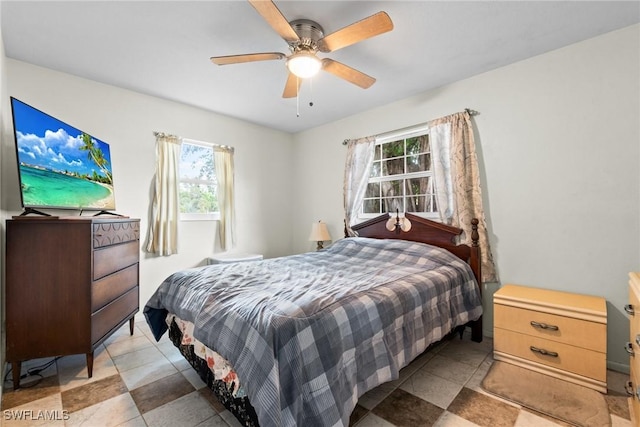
626;342;635;356
626;381;635;397
530;321;559;331
636;334;640;347
625;304;635;315
530;346;558;357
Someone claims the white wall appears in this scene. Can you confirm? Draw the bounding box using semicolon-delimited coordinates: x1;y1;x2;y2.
2;60;295;308
291;24;640;372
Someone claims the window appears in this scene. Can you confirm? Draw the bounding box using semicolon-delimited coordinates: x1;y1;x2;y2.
178;139;219;221
361;126;437;218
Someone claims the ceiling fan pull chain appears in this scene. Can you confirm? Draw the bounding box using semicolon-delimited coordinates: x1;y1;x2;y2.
309;77;314;108
296;75;300;117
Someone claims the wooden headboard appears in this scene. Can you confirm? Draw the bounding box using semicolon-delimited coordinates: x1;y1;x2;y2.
350;213;483;342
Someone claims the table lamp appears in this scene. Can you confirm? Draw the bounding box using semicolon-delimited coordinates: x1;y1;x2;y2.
309;220;331;250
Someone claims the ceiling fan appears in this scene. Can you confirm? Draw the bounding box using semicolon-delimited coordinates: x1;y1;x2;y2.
210;0;394;98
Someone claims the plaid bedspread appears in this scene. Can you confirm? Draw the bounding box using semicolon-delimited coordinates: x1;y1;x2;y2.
144;237;482;427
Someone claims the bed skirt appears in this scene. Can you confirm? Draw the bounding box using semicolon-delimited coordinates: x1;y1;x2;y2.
168;318;260;426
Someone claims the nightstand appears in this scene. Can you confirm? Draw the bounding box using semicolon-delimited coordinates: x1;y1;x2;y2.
207;253;263;265
493;284;607;393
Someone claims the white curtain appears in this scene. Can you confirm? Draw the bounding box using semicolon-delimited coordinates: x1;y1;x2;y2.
214;148;236;251
429;111;497;283
343;136;376;236
430;124;455;221
145;133;182;256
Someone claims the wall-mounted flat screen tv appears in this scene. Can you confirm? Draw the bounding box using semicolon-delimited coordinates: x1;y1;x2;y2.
10;97;116;212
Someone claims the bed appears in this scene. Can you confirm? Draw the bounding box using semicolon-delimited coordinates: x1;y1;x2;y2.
144;213;483;426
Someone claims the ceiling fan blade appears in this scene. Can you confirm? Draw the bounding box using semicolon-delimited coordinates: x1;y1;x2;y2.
321;58;375;89
317;11;393;53
248;0;300;43
210;52;286;65
282;72;301;98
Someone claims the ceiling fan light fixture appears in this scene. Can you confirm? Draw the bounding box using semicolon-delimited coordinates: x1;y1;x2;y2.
286;52;322;78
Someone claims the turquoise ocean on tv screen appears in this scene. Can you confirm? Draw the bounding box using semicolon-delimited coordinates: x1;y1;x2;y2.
20;165;113;208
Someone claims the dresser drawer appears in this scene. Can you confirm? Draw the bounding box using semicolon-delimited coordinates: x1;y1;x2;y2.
630;282;640;343
630;276;640;401
494;328;606;382
494;304;606;353
93;240;139;280
630;363;640;423
93;221;140;248
91;287;138;344
92;264;139;312
629;311;640;374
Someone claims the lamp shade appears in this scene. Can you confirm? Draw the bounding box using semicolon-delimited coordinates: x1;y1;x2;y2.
400;216;412;232
309;221;331;242
385;216;396;232
287;52;322;79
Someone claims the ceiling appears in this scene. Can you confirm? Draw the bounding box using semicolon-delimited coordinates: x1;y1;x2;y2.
2;1;639;134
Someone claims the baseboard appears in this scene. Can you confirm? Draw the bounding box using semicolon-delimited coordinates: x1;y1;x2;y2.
607;360;630;375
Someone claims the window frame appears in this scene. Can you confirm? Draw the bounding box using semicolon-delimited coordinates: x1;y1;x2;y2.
359;124;439;222
178;138;220;222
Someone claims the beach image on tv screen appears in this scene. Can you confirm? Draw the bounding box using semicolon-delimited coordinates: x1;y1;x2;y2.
11;98;115;210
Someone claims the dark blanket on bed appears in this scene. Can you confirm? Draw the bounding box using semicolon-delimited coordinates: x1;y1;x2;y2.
144;237;482;427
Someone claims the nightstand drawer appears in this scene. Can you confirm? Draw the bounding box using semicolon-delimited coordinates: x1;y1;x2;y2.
494;328;606;382
494;304;606;352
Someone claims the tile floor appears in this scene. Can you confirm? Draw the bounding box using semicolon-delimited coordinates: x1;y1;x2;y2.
1;316;633;427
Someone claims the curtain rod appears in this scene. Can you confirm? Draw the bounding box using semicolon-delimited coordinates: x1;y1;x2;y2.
153;132;234;153
342;108;479;145
153;131;179;139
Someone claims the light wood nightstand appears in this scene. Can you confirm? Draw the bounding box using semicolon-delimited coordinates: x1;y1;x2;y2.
493;284;607;393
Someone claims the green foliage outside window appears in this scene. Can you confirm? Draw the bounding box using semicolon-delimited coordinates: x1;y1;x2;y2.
179;142;218;214
179;183;218;213
363;133;437;215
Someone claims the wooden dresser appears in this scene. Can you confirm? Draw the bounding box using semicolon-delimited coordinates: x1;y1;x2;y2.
493;284;607;393
626;272;640;421
6;217;140;389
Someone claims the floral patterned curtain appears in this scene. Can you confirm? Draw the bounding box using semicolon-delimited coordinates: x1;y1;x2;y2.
429;111;497;282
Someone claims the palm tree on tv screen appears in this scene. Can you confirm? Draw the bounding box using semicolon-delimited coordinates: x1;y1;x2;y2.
80;132;113;184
